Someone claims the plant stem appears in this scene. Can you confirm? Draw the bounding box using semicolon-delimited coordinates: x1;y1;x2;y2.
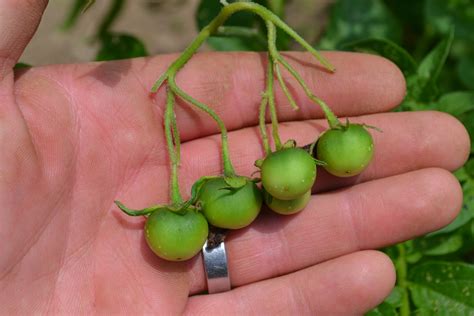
165;88;183;205
168;77;236;177
269;47;342;129
268;0;285;18
114;201;164;217
215;26;267;47
258;94;271;155
266;54;282;151
171;109;180;162
275;62;298;110
151;1;335;171
396;243;411;316
151;1;334;92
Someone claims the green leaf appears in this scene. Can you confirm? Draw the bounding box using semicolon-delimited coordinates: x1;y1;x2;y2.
318;0;402;50
408;262;474;315
466;159;474;180
412;233;463;256
431;206;474;237
188;176;219;207
365;302;397;316
416;27;454;87
455;167;469;182
428;175;474;236
343;38;417;76
458;111;474;153
14;62;31;69
196;0;268;51
385;0;424;37
407;27;454;103
96;33;149;61
114;201;165;217
383;245;400;262
385;286;404;307
224;176;247;189
457;56;474;90
425;0;474;42
436;91;474;117
406;251;423;264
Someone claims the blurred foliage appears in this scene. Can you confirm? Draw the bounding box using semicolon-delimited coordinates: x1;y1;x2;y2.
319;0;474;314
62;0;474;314
319;0;402;49
63;0;148;61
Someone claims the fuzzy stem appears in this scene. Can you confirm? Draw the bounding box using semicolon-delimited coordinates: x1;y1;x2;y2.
266;54;282;151
275;59;298;110
215;26;267;47
309;138;317;156
165;89;183;204
114;201;164;217
265;21;284;151
258;94;271;155
151;2;334;162
270;49;342;129
168;76;236;177
171;111;180;162
396;243;411;316
268;0;285;18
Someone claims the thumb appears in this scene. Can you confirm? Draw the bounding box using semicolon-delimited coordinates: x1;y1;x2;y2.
0;0;48;80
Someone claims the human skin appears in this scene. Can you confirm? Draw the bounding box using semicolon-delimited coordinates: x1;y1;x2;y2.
0;1;471;315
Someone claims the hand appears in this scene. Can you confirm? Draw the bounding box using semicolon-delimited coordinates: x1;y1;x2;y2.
0;2;470;315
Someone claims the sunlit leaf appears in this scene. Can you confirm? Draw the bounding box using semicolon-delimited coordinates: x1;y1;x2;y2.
407;27;454;102
409;262;474;315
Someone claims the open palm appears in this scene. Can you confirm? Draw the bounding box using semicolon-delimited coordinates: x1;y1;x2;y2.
0;2;470;315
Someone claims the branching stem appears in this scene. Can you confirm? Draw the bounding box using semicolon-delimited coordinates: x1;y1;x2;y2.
151;2;334;92
267;35;341;129
151;1;336;185
397;243;411;316
168;76;236;177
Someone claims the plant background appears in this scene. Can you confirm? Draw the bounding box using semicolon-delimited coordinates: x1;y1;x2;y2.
20;0;474;315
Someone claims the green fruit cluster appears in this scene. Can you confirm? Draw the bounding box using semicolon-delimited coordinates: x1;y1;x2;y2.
115;2;376;262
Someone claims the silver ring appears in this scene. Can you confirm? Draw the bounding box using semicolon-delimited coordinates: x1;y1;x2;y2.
202;240;231;294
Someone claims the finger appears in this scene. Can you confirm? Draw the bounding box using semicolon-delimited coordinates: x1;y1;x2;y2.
0;0;49;276
185;251;395;315
187;168;462;293
148;51;406;140
0;0;48;81
65;51;404;141
179;111;470;193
